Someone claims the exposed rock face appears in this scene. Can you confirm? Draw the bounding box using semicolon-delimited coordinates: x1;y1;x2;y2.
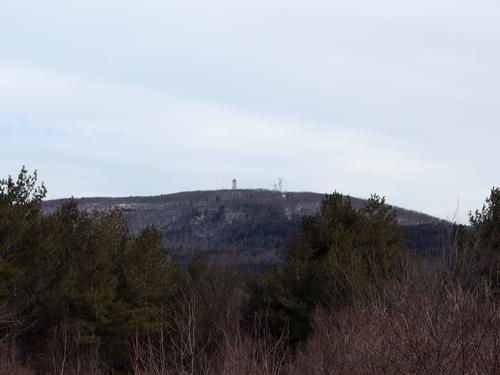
43;189;442;266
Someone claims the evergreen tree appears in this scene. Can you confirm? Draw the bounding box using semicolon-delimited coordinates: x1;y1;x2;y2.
0;167;46;299
247;192;404;341
0;167;182;371
121;226;180;331
469;187;500;289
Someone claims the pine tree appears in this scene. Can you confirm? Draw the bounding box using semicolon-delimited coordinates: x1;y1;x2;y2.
247;192;404;341
469;187;500;289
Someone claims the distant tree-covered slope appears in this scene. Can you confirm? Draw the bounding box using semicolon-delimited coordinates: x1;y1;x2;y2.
43;189;444;266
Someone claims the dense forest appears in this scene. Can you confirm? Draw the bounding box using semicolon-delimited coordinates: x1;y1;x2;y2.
42;188;443;269
1;167;499;374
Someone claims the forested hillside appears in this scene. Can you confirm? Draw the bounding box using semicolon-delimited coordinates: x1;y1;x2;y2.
43;189;444;266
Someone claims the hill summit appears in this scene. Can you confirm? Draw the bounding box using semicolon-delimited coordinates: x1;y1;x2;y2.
43;189;442;266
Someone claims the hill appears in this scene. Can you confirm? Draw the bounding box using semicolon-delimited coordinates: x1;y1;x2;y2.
42;189;445;267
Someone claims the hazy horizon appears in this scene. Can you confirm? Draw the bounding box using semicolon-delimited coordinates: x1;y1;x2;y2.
2;0;500;223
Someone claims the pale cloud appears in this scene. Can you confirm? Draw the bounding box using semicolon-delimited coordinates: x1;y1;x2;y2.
1;0;499;222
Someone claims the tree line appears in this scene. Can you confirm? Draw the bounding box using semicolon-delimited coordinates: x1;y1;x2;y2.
1;167;499;374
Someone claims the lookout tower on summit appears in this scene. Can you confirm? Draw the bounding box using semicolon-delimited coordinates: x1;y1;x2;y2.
232;179;237;190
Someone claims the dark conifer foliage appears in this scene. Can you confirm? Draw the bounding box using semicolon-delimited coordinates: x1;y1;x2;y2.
246;193;404;342
459;187;500;290
0;168;181;371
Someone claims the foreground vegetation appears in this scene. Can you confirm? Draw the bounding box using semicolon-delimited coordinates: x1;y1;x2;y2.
1;168;499;374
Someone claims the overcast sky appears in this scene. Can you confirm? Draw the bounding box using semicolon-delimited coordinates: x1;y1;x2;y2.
1;0;499;222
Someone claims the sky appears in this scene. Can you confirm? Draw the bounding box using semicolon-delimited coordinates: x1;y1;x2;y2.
1;0;499;222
